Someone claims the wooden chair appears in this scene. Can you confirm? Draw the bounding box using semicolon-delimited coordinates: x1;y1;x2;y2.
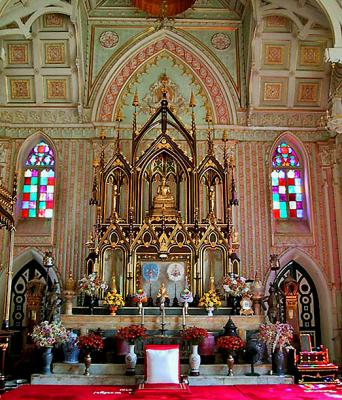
296;335;339;383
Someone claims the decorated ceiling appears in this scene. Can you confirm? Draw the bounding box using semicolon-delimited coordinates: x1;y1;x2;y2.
0;0;340;128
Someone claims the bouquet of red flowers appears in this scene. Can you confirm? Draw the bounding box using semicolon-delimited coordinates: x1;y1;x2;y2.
181;326;208;345
216;336;245;352
78;333;104;353
115;324;146;345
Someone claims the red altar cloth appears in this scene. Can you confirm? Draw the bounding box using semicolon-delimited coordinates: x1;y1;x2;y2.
0;384;341;400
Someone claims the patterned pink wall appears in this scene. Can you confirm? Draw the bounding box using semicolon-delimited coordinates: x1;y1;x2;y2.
1;137;340;292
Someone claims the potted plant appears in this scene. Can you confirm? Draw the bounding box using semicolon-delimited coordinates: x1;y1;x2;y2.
78;273;108;314
216;335;245;376
198;290;222;316
103;289;125;315
181;326;208;376
77;333;104;376
115;325;146;375
31;320;69;374
258;322;293;375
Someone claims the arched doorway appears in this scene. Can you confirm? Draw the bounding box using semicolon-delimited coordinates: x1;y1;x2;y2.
275;261;321;347
10;260;56;329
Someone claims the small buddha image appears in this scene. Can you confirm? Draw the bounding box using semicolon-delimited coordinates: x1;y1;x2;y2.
156;282;170;307
151;176;177;218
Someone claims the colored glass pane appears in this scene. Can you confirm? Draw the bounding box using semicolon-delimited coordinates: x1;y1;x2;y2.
22;147;55;219
25;141;55;167
280;208;287;218
272;143;300;167
45;209;53;218
271;144;304;219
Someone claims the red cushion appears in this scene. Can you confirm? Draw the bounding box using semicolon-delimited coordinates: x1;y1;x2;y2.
144;344;180;379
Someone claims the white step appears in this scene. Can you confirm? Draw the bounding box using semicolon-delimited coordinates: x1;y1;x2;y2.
52;362;272;376
31;363;294;386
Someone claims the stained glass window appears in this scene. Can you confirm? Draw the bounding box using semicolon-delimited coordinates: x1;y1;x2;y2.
272;143;304;219
21;141;55;219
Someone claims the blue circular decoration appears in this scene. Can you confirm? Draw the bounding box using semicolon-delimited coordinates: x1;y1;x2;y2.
142;263;160;282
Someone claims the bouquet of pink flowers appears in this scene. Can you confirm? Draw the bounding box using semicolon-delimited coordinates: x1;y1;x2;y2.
78;272;108;296
222;274;250;297
258;322;293;352
31;321;69;347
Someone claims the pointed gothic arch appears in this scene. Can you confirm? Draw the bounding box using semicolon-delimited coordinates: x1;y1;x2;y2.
269;132;313;236
92;30;240;124
264;247;335;360
17;132;57;221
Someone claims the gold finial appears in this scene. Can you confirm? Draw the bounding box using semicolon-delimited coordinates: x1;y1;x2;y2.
65;273;75;292
222;130;228;142
99;128;106;140
189;90;196;108
205;108;212;123
132;90;139;107
115;108;123;122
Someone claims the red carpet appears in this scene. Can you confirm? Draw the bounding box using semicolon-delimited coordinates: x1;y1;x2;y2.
0;384;341;400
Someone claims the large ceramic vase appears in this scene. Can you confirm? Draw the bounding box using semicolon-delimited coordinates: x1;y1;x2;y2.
125;344;137;376
189;344;201;376
42;346;53;375
198;334;215;357
227;353;234;376
231;296;240;315
272;348;286;375
88;295;97;315
83;352;92;376
62;332;80;364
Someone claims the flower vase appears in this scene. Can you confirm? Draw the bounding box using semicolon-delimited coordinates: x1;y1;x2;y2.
272;348;285;375
83;352;91;376
207;307;214;317
109;305;117;316
227;353;234;376
125;344;137;376
62;332;80;364
42;346;53;375
88;295;97;315
189;344;201;376
231;296;240;315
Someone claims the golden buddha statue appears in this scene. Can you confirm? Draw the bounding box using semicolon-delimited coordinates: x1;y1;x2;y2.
156;282;170;306
151;177;177;218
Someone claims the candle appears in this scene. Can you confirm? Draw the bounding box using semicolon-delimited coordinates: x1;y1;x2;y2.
142;308;144;325
162;309;165;325
182;307;186;326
